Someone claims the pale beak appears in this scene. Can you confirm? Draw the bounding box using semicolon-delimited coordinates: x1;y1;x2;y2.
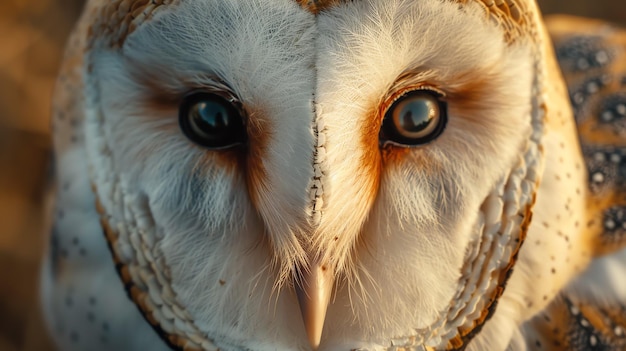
295;262;334;350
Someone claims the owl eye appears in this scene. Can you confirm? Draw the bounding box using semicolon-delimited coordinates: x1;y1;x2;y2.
381;89;447;146
178;92;246;149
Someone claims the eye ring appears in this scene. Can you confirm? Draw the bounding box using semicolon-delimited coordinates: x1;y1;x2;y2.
178;91;247;149
380;88;448;147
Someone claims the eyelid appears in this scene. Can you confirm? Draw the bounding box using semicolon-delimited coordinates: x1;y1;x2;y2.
390;85;446;102
182;78;243;103
380;84;446;121
137;71;241;109
182;82;239;104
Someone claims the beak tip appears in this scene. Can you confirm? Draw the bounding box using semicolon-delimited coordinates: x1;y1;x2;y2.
295;264;334;351
307;333;322;351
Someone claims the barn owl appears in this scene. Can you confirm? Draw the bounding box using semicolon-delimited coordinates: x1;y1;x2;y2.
41;0;626;350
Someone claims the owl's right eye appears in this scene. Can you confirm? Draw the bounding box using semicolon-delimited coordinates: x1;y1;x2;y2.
380;89;447;147
178;92;246;149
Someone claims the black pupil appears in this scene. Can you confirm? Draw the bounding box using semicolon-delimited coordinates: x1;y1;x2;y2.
191;101;231;133
398;100;434;132
179;93;245;148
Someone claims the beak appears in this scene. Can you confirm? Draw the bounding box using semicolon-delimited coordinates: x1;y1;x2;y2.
295;262;334;350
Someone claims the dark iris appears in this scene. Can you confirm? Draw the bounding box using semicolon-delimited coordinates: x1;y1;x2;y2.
178;92;246;149
381;89;447;146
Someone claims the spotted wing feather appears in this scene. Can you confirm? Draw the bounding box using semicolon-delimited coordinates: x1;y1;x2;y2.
520;16;626;351
40;4;171;350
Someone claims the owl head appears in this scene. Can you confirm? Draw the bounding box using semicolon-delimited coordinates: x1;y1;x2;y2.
83;0;553;349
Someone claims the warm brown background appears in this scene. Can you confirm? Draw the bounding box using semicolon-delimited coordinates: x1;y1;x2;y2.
0;1;624;350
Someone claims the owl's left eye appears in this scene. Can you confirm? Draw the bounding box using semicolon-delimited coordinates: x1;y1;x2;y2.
380;89;448;146
178;92;246;149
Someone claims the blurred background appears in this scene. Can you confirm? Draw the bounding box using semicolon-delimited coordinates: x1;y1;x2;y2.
0;1;624;350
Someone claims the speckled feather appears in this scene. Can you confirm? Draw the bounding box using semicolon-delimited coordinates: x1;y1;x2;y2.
41;2;170;350
521;16;626;351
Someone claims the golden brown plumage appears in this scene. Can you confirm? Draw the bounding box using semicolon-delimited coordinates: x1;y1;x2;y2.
523;16;626;351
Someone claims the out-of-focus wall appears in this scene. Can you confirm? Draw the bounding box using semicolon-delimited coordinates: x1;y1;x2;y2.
0;0;83;135
540;0;626;25
0;1;84;350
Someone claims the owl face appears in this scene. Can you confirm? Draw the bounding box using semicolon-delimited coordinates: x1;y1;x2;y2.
86;0;543;349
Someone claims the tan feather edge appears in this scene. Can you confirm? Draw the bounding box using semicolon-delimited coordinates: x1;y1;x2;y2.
464;0;533;44
88;0;179;49
448;201;535;350
95;195;204;351
438;2;545;346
